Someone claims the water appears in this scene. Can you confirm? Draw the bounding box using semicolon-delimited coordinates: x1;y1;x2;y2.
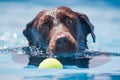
0;1;120;80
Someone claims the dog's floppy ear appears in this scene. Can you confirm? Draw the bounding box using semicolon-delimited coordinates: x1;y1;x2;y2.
23;21;35;45
76;12;96;43
23;21;33;38
23;21;44;46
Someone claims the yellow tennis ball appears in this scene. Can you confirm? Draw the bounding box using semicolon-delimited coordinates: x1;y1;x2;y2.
39;58;63;69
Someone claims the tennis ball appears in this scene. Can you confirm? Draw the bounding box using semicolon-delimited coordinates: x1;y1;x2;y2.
39;58;63;69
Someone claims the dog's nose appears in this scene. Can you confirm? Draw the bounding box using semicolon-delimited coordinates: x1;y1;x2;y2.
56;37;70;47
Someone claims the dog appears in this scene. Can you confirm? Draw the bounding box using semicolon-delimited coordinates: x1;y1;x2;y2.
23;6;96;67
23;6;95;54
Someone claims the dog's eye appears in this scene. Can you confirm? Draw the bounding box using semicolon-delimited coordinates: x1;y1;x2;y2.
41;22;49;31
65;18;73;25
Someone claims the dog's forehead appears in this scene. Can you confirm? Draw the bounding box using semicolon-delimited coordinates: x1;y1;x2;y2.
43;7;77;20
44;8;58;18
43;8;59;24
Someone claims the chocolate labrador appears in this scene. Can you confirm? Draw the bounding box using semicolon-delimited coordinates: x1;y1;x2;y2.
23;6;96;67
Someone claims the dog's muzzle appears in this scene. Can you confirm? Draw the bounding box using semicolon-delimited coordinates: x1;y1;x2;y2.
48;32;77;54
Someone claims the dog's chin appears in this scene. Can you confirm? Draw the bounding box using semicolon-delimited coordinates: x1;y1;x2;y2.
52;44;76;55
53;50;76;55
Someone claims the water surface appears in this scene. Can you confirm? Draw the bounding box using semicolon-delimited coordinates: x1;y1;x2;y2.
0;1;120;80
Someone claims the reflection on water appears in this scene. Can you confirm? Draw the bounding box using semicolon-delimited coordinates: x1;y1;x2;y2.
23;73;120;80
0;1;120;80
0;65;120;80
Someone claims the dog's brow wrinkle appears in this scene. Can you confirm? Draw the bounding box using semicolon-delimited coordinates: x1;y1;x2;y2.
45;8;56;18
45;8;58;24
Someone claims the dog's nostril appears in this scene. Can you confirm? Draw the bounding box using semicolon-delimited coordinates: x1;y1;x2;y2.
56;37;69;47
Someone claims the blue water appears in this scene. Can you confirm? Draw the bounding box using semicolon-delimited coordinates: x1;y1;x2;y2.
0;1;120;80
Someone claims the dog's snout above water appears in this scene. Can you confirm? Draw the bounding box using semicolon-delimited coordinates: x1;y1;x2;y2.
56;37;70;48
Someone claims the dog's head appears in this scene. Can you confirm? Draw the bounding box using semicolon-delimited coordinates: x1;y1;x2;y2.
23;6;95;54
